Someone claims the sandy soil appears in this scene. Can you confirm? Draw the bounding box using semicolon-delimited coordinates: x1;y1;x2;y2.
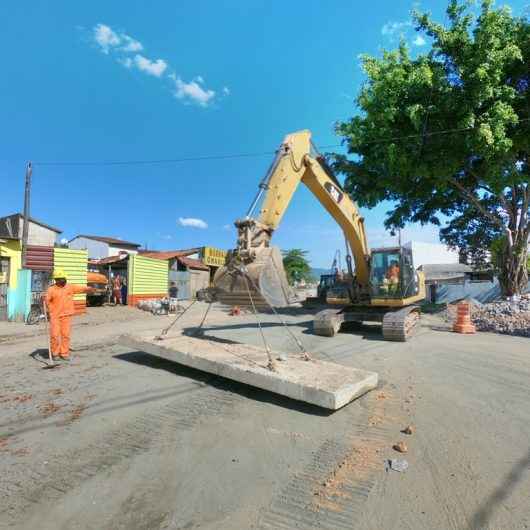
1;303;529;530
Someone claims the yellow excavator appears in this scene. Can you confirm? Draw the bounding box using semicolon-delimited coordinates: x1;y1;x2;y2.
213;130;426;341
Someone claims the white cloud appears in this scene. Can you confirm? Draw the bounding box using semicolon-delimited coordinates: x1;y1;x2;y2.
91;23;223;107
170;74;216;107
121;35;143;52
134;55;167;77
118;57;133;68
381;20;411;37
178;217;208;229
413;35;426;46
94;24;121;54
223;224;232;230
93;23;144;55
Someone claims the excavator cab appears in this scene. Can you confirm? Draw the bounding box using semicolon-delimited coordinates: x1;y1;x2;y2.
369;247;419;300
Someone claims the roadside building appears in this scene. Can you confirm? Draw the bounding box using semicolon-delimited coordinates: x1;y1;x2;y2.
90;253;168;306
420;263;473;303
0;213;62;247
199;246;228;283
140;249;210;300
68;235;141;260
403;241;460;269
0;214;62;321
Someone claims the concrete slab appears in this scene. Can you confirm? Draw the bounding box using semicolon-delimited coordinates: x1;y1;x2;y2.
121;333;378;410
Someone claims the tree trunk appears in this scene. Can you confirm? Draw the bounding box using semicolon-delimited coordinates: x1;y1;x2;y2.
498;241;529;297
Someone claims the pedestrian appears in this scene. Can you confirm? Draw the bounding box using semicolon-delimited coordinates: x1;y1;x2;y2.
168;281;179;313
112;273;122;305
121;277;127;305
44;268;93;361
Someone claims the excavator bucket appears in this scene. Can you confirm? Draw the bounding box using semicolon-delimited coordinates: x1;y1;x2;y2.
213;246;298;309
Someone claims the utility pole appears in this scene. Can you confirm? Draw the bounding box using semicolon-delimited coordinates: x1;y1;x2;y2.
21;162;32;268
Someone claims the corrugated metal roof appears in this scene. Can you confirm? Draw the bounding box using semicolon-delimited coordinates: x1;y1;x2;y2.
178;256;209;271
70;235;141;247
141;250;209;270
53;248;88;313
129;255;169;295
420;263;472;282
89;254;130;265
139;248;200;259
25;245;54;271
420;263;472;274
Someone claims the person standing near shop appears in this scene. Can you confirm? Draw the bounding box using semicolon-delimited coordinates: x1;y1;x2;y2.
112;273;122;305
45;269;93;361
121;276;127;305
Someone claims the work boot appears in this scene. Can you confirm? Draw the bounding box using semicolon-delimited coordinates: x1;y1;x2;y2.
52;355;61;362
59;355;70;363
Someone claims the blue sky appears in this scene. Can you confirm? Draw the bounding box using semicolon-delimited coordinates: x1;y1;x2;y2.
1;0;527;267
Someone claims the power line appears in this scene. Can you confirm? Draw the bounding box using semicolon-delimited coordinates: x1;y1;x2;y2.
33;150;276;167
30;118;530;167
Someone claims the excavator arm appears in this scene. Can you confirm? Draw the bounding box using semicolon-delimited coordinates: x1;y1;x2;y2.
257;130;370;285
214;130;371;308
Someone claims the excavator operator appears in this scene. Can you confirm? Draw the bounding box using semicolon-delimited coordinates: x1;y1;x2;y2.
386;260;400;294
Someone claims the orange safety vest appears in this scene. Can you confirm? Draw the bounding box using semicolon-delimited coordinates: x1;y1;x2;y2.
45;284;90;318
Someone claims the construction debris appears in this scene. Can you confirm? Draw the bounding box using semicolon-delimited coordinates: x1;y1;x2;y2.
388;459;409;472
472;296;530;338
444;295;530;338
393;441;408;453
137;299;170;315
401;425;414;435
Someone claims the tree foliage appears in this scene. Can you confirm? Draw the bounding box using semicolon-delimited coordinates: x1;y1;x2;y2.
332;0;529;295
282;249;313;285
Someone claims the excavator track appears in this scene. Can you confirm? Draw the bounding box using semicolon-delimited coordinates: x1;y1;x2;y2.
382;307;421;342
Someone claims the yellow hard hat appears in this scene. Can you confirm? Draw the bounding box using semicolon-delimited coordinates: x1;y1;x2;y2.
52;268;68;279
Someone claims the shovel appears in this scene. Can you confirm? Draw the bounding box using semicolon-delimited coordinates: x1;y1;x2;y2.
42;300;60;369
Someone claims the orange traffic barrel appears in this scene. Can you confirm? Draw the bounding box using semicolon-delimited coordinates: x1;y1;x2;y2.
453;302;476;334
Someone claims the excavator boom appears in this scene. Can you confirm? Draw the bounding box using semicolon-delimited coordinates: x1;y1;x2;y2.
214;130;371;308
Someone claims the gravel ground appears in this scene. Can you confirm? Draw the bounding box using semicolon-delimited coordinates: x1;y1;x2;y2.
1;303;530;530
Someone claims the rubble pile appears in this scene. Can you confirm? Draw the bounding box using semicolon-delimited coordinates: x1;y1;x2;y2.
137;299;168;315
472;296;530;337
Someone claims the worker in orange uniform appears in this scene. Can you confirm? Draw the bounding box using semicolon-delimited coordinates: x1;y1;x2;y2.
386;260;400;294
112;274;122;305
45;268;93;361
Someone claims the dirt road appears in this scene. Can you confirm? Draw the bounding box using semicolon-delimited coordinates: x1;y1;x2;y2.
1;304;529;529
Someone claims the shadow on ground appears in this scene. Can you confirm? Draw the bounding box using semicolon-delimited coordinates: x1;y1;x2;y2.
116;351;334;417
470;447;530;530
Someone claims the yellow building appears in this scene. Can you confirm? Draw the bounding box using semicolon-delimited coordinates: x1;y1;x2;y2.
0;239;22;288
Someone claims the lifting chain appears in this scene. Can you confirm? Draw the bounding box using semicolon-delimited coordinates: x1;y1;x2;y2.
242;273;277;372
155;299;197;340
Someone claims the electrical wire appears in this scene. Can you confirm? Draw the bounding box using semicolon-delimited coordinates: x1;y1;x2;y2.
28;117;529;168
33;150;276;167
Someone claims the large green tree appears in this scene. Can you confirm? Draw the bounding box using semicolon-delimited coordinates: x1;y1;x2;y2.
282;249;313;285
333;0;529;295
